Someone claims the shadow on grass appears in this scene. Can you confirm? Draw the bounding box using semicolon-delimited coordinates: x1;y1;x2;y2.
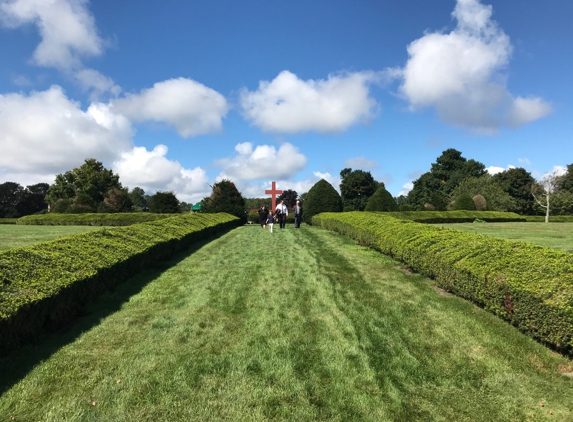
0;231;228;396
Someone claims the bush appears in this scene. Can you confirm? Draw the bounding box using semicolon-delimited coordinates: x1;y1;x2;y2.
382;210;524;224
364;186;398;212
16;213;176;226
453;193;477;210
473;194;487;211
313;212;573;355
303;179;342;224
202;179;246;222
0;218;18;225
0;213;239;355
149;191;180;213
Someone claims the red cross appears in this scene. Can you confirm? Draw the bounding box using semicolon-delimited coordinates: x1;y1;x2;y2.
265;181;283;212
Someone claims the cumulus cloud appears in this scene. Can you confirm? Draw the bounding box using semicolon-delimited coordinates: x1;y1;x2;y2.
0;85;132;178
240;70;380;133
113;145;211;203
398;181;414;196
112;78;229;137
391;0;552;131
486;164;515;175
215;142;307;181
0;0;120;96
343;157;379;169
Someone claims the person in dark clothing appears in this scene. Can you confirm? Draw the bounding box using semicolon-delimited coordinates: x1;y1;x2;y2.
293;200;302;228
258;205;269;229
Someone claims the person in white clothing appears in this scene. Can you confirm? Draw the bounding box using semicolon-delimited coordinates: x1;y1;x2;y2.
277;200;288;228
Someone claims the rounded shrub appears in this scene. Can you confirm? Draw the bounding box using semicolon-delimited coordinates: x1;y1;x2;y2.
472;194;487;211
303;179;343;224
365;186;398;212
454;193;477;210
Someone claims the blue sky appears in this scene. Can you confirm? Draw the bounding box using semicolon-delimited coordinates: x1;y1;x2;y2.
1;0;571;203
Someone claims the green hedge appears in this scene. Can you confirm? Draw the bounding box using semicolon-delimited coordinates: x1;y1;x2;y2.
16;212;178;226
0;219;18;225
524;216;573;223
313;212;573;355
0;213;239;355
383;210;525;223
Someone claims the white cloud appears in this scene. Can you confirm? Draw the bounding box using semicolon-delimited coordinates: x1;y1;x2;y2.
517;157;531;166
215;142;307;181
0;85;132;178
391;0;552;131
75;68;121;98
112;78;229;138
112;145;210;203
343;157;379;169
398;181;414;196
486;164;515;175
12;74;32;86
0;0;104;70
240;70;380;133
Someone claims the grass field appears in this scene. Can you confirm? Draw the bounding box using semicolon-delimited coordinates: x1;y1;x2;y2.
0;225;109;250
436;222;573;253
1;225;572;421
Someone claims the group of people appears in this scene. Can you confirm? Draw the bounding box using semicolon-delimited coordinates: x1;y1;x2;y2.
258;200;302;233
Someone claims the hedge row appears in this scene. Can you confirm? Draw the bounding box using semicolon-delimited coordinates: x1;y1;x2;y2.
524;215;573;223
0;213;239;355
384;210;525;224
0;219;18;225
16;212;178;226
313;212;573;355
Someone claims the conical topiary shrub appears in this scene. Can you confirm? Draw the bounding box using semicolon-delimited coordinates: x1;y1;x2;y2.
303;179;343;224
364;186;398;212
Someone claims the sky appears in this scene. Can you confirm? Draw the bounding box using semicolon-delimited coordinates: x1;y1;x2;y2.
0;0;572;203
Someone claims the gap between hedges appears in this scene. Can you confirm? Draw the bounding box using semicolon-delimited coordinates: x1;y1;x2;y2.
0;213;240;355
313;211;573;356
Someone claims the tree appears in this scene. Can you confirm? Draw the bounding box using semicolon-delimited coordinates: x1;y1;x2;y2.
102;188;133;213
407;149;486;210
0;182;25;218
556;164;573;193
46;159;123;212
339;168;379;211
531;170;562;223
303;179;343;224
244;197;272;211
449;175;515;212
277;189;298;208
364;186;398;212
179;202;193;213
129;187;149;212
453;193;476;210
19;183;50;215
202;179;246;221
149;191;180;213
492;168;536;215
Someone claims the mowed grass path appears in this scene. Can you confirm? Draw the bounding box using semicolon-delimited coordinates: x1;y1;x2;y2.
437;222;573;253
1;225;572;421
0;225;107;250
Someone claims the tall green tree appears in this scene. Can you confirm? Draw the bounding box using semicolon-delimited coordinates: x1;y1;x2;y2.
303;179;343;224
339;168;379;211
407;149;486;210
277;189;298;208
0;182;25;218
202;179;246;221
491;168;536;215
129;187;149;212
149;191;180;213
102;188;133;213
46;159;123;212
556;164;573;193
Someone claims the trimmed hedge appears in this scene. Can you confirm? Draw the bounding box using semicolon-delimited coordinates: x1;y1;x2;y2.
16;212;177;226
0;219;18;225
0;213;239;355
313;212;573;355
524;215;573;223
384;210;525;224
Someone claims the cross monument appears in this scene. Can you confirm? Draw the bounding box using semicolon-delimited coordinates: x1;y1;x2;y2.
265;181;283;212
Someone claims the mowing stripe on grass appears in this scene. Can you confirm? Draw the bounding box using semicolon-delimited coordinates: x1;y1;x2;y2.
0;226;572;421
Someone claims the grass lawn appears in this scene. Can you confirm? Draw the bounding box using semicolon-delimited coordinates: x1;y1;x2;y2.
436;222;573;253
0;225;109;250
1;225;572;421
